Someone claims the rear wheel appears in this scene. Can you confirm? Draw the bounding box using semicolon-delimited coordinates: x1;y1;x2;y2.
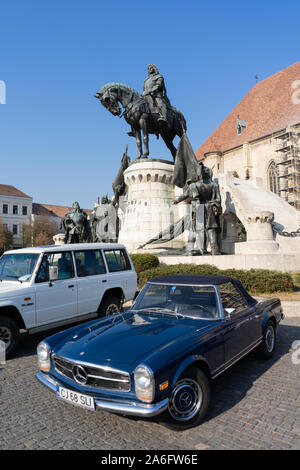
99;295;121;317
0;316;19;356
256;320;277;359
161;366;211;430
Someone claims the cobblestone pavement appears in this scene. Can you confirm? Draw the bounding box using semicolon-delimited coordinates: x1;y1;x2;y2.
0;318;299;450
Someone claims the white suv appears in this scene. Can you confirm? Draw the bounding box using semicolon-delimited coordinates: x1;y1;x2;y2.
0;243;137;355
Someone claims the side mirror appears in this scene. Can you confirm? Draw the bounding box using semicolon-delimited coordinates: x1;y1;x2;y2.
49;266;58;282
225;307;235;319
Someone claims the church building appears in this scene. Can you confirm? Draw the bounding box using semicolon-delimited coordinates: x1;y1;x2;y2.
196;61;300;210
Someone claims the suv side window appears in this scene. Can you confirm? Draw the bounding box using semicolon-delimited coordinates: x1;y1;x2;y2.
104;249;131;272
36;252;74;283
219;282;247;314
74;250;106;277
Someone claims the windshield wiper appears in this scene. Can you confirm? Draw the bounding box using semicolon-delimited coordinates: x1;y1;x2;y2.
137;308;184;318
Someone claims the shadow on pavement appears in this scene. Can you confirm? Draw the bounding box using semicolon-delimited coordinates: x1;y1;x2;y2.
204;322;300;423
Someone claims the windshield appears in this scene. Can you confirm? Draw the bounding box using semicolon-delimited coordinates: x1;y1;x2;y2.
0;253;40;282
133;283;220;320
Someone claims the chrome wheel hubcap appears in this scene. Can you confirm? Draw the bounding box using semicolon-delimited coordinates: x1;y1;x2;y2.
266;325;275;352
106;304;120;316
169;378;203;422
0;326;12;349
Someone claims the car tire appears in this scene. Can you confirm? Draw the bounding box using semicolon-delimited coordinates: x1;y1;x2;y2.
0;316;19;356
160;366;211;430
98;295;121;317
256;319;277;360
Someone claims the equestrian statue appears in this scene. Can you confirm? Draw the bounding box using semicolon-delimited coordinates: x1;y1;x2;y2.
95;64;186;161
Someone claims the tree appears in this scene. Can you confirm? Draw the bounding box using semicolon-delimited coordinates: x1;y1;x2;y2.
35;231;54;246
0;217;13;252
23;216;58;247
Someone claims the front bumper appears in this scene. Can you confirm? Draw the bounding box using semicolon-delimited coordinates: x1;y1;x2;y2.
36;371;169;418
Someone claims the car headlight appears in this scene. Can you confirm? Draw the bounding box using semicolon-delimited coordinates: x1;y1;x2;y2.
134;365;154;402
37;342;51;372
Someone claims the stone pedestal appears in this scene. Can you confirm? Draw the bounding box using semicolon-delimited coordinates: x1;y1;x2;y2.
118;158;184;252
235;211;279;254
222;212;240;254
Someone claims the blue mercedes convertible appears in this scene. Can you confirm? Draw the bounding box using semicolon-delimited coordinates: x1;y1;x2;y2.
36;275;284;429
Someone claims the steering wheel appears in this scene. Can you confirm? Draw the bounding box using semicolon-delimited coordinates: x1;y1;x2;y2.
189;304;215;318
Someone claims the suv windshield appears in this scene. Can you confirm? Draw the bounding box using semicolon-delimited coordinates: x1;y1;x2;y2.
0;253;39;282
134;283;220;320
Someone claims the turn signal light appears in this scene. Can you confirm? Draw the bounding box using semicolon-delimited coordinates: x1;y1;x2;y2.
159;381;169;391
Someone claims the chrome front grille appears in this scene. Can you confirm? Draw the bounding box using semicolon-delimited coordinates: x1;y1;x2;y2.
53;355;131;392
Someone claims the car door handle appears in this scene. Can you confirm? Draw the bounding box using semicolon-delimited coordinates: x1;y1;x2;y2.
68;284;75;288
102;280;107;283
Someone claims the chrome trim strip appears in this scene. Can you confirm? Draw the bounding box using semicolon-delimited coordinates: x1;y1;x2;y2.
53;354;130;378
36;372;168;418
212;337;263;379
52;355;131;392
225;336;263;366
87;374;130;383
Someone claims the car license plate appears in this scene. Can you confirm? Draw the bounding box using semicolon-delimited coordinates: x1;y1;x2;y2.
56;385;95;411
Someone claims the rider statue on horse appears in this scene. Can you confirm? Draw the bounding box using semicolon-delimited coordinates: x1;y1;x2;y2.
142;64;170;131
95;64;186;160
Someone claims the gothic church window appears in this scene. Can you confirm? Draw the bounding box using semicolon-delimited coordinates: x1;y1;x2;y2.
268;161;279;194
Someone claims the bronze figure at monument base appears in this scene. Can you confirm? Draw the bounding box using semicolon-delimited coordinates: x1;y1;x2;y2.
61;202;91;244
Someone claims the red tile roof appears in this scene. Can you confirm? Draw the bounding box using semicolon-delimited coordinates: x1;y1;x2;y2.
195;61;300;160
0;184;31;198
33;203;93;218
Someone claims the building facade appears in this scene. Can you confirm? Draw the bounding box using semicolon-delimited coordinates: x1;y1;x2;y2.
196;62;300;210
0;184;32;247
0;190;93;249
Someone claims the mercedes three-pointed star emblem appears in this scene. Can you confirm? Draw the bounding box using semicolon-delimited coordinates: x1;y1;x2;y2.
72;365;88;385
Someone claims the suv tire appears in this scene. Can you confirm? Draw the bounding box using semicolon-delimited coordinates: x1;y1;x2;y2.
99;295;121;317
0;316;19;356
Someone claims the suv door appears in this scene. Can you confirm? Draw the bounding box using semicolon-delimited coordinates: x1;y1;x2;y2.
73;249;107;315
102;248;137;300
35;251;77;326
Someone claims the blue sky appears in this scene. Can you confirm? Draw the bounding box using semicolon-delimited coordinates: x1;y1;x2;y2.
1;0;300;208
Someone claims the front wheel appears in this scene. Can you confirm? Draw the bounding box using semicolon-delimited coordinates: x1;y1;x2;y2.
160;366;211;430
0;316;19;356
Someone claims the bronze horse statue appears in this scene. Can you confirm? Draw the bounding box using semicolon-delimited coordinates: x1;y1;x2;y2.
95;83;186;161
